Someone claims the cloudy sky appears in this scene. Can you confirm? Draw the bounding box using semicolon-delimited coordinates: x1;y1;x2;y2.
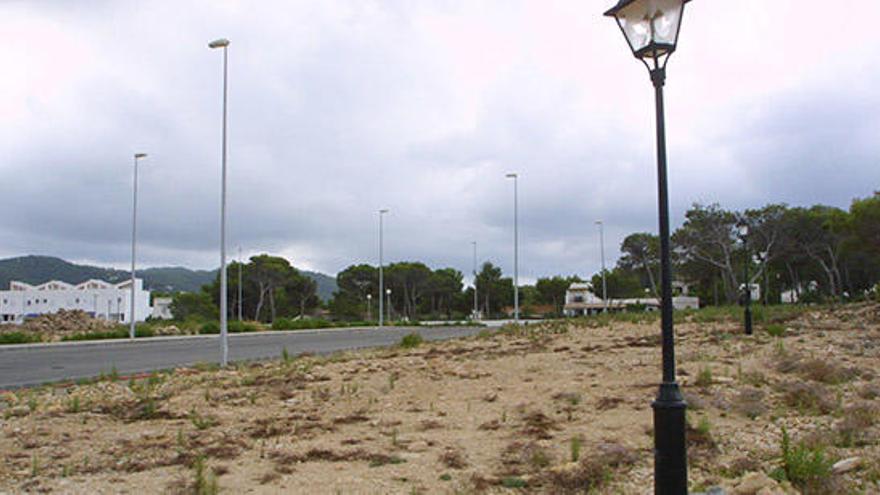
2;0;878;283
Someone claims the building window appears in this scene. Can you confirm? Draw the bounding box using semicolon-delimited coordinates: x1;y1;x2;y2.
27;300;31;306
75;298;80;304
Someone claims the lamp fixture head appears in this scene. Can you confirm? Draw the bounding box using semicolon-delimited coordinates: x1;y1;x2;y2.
605;0;689;69
208;38;230;49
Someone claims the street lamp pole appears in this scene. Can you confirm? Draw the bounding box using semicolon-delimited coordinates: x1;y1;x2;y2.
238;246;243;321
386;288;392;323
506;173;519;323
129;152;147;339
605;1;692;492
740;224;753;335
472;241;478;320
209;37;230;367
378;209;389;328
596;220;608;312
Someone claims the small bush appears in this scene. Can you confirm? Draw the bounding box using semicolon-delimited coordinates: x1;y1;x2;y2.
776;426;835;492
62;327;155;341
765;324;785;337
271;318;332;330
399;333;423;349
227;320;259;333
199;322;220;334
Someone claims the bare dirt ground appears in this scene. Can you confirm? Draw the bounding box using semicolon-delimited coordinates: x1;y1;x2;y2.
1;304;879;494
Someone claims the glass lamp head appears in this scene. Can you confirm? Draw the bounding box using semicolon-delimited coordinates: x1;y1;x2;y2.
605;0;689;67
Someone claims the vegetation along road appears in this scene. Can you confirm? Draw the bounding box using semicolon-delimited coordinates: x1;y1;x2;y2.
0;325;484;389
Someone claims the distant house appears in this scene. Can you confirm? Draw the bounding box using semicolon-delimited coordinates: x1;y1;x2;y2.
151;297;173;320
563;282;699;317
563;283;606;316
0;279;151;324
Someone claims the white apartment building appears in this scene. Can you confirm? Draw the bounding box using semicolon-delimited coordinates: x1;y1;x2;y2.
0;279;151;324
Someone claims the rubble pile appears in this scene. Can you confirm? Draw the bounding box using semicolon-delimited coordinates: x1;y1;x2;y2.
17;309;119;341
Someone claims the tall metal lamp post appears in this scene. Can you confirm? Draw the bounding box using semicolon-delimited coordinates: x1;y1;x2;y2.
604;1;692;492
209;37;230;366
378;209;389;328
505;173;519;323
739;223;753;335
596;220;608;312
129;152;147;339
386;288;392;323
472;241;478;320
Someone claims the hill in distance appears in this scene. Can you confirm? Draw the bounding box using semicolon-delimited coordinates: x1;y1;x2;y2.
0;255;338;302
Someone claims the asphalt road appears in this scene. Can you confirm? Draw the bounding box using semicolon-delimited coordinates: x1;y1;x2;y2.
0;325;485;389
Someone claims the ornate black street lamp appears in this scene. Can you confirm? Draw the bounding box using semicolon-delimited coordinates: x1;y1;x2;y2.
604;1;692;493
739;223;753;335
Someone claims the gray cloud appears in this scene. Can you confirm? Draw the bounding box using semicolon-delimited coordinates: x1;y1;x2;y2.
1;0;878;284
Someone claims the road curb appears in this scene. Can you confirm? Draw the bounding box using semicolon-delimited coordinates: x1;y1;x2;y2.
0;325;431;353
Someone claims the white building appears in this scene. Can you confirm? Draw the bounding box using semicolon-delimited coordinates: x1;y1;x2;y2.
563;282;699;317
151;297;173;320
0;279;151;324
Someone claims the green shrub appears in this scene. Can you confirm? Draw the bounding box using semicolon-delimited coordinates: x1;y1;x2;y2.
775;426;834;491
399;333;423;349
227;320;259;333
0;332;42;345
271;318;332;330
199;322;220;334
62;327;154;341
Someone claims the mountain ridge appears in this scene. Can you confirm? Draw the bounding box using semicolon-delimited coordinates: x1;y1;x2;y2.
0;255;337;301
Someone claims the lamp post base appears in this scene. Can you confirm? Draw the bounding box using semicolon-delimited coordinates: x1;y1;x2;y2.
744;306;753;335
653;382;688;494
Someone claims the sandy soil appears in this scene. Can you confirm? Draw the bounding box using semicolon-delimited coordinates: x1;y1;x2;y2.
1;304;879;494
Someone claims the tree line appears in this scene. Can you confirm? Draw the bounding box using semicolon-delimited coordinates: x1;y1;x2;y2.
168;192;878;323
598;192;880;305
170;254;320;322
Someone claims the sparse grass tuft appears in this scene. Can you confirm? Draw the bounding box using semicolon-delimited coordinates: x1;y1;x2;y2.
544;442;637;494
192;455;219;495
732;388;767;419
570;437;582;463
695;366;713;388
835;402;878;447
190;409;219;430
766;324;786;337
777;381;837;415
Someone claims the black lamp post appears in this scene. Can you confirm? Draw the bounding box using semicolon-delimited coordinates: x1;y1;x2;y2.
604;1;691;493
739;223;753;335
